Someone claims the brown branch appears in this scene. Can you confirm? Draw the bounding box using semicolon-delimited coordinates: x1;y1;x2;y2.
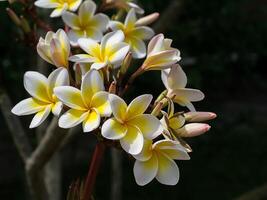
0;92;32;163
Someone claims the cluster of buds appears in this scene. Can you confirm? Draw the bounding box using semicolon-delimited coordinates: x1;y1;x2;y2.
11;0;216;186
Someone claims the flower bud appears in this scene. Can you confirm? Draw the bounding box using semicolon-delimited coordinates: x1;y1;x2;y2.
135;12;160;26
178;123;211;137
120;52;132;75
109;81;116;94
184;112;217;122
20;16;31;33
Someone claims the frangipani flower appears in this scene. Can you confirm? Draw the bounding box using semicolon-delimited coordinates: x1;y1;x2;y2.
109;9;154;58
54;70;111;132
161;64;204;111
37;29;70;68
69;30;130;70
34;0;82;17
11;68;69;128
184;111;217;122
142;34;181;71
133;139;190;186
62;0;109;46
101;94;163;155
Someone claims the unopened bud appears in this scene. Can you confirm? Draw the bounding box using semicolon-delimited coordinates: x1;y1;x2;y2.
154;90;167;105
135;12;160;26
120;52;132;75
184;112;217;122
178;123;211;137
151;101;163;116
109;81;116;94
6;8;21;27
20;15;31;33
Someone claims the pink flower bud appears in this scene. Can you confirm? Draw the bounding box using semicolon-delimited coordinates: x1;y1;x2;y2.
179;123;211;137
135;12;160;26
184;112;217;122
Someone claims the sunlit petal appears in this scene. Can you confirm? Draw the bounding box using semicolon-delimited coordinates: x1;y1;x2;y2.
52;101;63;116
127;37;146;59
134;153;158;186
58;109;88;128
109;94;127;122
82;109;100;132
69;54;95;63
91;91;111;117
101;118;127;140
11;98;47;116
62;11;80;29
30;105;52;128
126;94;152;119
125;8;137;29
133;139;153;161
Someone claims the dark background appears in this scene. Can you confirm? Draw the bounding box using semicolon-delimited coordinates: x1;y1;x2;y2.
1;0;267;199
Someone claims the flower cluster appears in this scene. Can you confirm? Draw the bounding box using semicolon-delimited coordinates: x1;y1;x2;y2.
12;0;216;186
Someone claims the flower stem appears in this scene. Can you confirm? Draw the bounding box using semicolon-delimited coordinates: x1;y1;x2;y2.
82;142;105;200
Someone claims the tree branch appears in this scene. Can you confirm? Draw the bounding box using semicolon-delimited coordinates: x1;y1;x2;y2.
0;92;32;163
234;184;267;200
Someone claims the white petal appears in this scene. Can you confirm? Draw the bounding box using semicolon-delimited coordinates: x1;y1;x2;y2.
161;68;171;90
91;91;111;117
62;11;80;29
52;101;63;116
134;153;158;186
58;109;88;128
126;94;152;119
91;62;107;70
68;30;82;46
29;105;51;128
34;0;59;8
133;139;153;161
90;13;109;31
11;98;47;116
69;54;95;63
155;153;179;185
48;67;69;97
131;26;155;40
167;64;187;89
128;37;146;59
50;6;67;18
82;109;100;132
108;21;124;31
101;118;127;140
125;8;137;29
108;43;130;65
127;2;144;14
85;28;103;42
24;71;50;103
128;114;163;140
147;34;164;56
78;38;101;56
120;126;144;155
78;0;96;21
101;30;125;54
54;86;86;110
81;70;104;106
68;0;82;11
109;94;127;122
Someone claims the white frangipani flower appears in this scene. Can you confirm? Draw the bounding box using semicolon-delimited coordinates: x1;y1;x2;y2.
69;30;130;70
133;139;190;186
101;94;163;155
109;8;154;58
161;64;205;111
34;0;82;17
37;29;70;68
142;34;181;71
12;68;69;128
62;0;109;46
54;70;111;132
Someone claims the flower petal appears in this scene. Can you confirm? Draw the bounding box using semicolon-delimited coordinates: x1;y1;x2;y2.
147;34;164;56
128;114;163;139
90;13;109;31
54;86;86;110
109;21;124;31
78;38;101;56
108;43;130;65
34;0;59;8
91;91;111;117
155;153;180;185
78;0;96;22
169;115;185;130
24;71;50;103
91;62;107;70
101;30;125;55
30;105;51;128
58;109;88;128
85;28;103;42
11;98;47;116
68;0;82;11
167;64;187;89
109;94;127;122
50;38;69;67
127;37;146;59
37;40;53;65
82;109;100;132
68;30;84;46
133;139;153;161
101;118;127;140
50;6;67;18
125;8;137;29
126;94;152;119
69;54;95;63
153;140;190;160
134;153;158;186
62;11;80;29
81;70;104;106
52;101;63;116
127;2;144;14
171;88;205;102
131;26;155;40
120;126;144;155
48;67;69;97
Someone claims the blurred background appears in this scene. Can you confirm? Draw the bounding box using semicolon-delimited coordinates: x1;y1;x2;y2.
1;0;267;199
